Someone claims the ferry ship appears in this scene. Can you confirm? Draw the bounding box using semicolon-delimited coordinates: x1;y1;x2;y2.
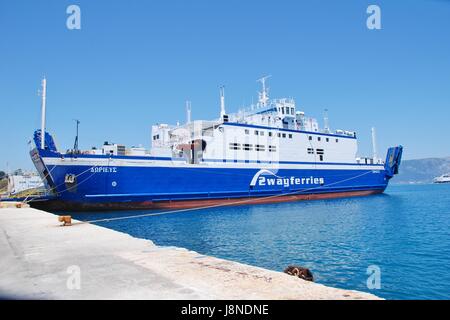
30;77;403;211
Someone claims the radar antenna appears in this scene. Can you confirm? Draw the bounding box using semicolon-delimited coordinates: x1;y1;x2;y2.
257;75;271;107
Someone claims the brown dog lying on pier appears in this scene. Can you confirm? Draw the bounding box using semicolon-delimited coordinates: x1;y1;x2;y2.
284;265;314;282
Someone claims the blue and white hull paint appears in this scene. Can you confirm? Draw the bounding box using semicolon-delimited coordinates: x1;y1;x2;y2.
28;77;403;211
29;141;403;211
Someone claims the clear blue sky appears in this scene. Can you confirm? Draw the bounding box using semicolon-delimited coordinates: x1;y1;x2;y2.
1;0;449;171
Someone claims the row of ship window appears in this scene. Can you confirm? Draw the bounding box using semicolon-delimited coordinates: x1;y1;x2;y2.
307;148;325;155
310;136;339;143
244;129;339;143
245;129;293;139
229;143;276;152
229;143;326;156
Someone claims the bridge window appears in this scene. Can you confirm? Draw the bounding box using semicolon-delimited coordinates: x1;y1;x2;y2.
245;129;249;134
326;138;329;142
255;144;265;151
288;134;293;139
317;137;321;142
308;136;312;141
336;139;339;143
229;143;241;150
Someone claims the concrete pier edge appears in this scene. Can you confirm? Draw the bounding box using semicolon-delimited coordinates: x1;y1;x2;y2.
0;204;381;300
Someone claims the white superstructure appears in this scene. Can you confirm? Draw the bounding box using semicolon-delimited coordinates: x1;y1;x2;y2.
150;77;380;167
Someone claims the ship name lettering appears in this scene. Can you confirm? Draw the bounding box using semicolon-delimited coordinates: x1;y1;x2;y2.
258;176;324;187
90;167;117;173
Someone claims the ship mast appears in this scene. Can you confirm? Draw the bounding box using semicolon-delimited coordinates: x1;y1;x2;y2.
257;75;271;107
323;108;330;133
219;86;226;118
186;100;192;124
73;119;80;152
40;77;47;149
372;127;378;162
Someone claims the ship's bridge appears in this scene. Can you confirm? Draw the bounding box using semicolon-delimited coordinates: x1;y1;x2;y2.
227;97;319;133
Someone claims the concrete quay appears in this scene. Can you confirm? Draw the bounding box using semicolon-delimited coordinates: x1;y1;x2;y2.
0;205;380;300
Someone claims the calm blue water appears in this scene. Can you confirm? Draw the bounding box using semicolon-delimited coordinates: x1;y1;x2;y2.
71;184;450;300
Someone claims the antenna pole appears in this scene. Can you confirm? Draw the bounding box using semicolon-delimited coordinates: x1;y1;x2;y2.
186;101;191;123
40;78;47;149
324;108;330;133
74;119;80;152
371;127;378;162
220;86;226;118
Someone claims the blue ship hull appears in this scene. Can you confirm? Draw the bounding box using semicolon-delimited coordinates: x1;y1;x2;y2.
29;142;403;211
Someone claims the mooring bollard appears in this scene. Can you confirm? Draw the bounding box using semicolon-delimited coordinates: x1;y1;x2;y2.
284;265;314;282
58;215;72;226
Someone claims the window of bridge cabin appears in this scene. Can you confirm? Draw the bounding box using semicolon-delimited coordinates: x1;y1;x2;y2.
255;144;265;152
229;143;240;150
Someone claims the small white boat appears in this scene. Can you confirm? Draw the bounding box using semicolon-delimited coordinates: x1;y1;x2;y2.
433;174;450;183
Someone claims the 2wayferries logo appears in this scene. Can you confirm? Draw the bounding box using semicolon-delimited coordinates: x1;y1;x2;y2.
250;169;325;188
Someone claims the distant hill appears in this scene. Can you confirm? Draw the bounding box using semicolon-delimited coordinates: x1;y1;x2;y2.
393;157;450;184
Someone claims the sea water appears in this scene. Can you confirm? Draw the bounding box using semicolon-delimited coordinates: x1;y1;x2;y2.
71;184;450;299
